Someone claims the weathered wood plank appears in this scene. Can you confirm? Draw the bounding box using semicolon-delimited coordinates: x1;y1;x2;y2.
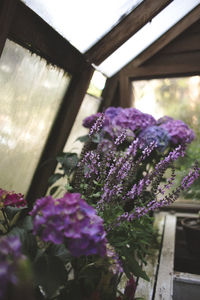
145;51;200;66
9;1;88;74
160;33;200;54
27;65;94;206
154;214;176;300
99;74;119;110
122;4;200;71
127;63;200;80
118;71;134;108
135;212;166;300
84;0;173;65
0;0;17;56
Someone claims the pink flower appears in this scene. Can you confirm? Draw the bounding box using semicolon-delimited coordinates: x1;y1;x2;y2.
0;188;26;208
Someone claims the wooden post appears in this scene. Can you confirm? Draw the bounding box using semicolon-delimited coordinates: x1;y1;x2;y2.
0;0;17;57
118;71;134;107
27;65;94;206
99;74;119;110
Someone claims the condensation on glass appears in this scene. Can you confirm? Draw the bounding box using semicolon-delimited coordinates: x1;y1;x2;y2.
0;39;70;195
22;0;143;53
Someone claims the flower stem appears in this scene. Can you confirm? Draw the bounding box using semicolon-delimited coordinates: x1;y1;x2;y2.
1;208;10;231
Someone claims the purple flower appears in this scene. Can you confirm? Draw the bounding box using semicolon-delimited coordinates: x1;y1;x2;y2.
82;107;156;141
157;115;174;125
160;119;195;144
0;188;26;208
30;193;107;257
106;244;123;274
138;125;169;151
82;112;102;128
112;108;156;132
0;236;23;299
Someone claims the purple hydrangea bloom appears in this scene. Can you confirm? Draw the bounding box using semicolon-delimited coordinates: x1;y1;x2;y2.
104;106;124;119
157;115;174;125
30;193;107;257
0;236;23;299
138;125;169;152
82;112;102;128
160;119;195;144
82;107;156;139
111;108;156;132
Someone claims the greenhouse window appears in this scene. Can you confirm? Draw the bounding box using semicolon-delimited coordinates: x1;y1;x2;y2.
0;39;70;195
133;76;200;203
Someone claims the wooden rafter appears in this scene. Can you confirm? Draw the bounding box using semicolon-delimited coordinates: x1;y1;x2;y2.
123;4;200;75
9;1;88;74
0;0;17;56
128;64;200;81
118;71;134;107
84;0;173;65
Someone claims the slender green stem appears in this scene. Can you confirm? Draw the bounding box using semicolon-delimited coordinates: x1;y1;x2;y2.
2;208;10;231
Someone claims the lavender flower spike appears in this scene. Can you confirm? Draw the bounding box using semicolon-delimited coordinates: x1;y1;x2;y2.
89;113;105;137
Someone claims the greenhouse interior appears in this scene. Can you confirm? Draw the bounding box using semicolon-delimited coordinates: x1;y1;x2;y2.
1;0;200;299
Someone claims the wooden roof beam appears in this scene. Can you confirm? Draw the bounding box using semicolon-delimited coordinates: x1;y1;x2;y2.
123;4;200;75
9;1;88;75
128;63;200;81
84;0;173;65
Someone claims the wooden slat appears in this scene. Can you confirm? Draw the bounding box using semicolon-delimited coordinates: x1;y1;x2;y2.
84;0;173;65
99;74;119;111
118;71;134;107
122;4;200;71
0;0;17;56
126;63;200;80
9;1;88;74
154;214;176;300
146;51;200;66
27;65;94;206
135;213;166;300
160;33;200;54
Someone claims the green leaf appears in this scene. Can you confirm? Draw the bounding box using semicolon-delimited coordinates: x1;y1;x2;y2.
8;221;37;260
121;248;149;281
48;244;71;264
57;152;79;175
22;215;33;231
49;185;60;196
33;255;68;298
5;206;26;221
48;173;63;186
76;134;90;143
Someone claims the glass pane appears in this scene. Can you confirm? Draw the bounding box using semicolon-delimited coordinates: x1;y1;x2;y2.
133;76;200;201
98;0;200;77
64;93;101;154
87;70;106;98
47;93;101;197
22;0;143;53
0;39;70;195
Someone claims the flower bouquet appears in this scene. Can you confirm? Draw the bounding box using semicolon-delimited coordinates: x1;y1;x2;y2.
0;107;199;300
